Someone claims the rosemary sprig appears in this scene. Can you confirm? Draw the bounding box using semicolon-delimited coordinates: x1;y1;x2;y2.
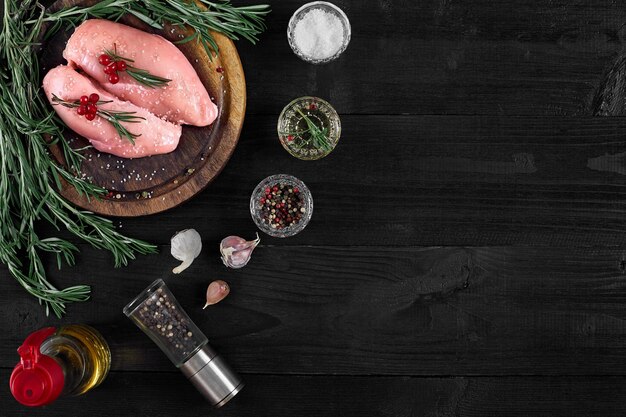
296;109;333;152
281;108;333;152
51;94;145;145
1;0;157;317
105;46;171;88
38;0;271;59
98;110;144;145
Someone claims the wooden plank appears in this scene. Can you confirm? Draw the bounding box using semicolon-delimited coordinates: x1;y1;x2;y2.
260;0;626;42
2;371;626;417
241;37;617;116
46;114;626;247
3;245;626;375
235;0;625;115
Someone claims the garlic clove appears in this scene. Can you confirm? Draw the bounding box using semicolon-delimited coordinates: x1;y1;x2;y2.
220;233;260;269
171;229;202;274
204;280;230;308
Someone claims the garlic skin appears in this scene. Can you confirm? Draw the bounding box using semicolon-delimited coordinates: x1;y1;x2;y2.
220;233;260;269
204;280;230;309
171;229;202;274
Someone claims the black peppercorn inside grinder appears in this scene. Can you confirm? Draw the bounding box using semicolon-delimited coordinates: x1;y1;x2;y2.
124;279;243;407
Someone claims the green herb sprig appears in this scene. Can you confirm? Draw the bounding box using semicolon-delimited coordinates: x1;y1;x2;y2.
296;108;333;152
105;46;171;88
1;0;157;317
36;0;271;59
51;94;145;145
281;108;333;152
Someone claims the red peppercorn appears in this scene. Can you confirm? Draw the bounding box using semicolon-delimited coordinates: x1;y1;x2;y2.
265;187;271;194
109;73;120;84
293;187;299;193
77;105;87;116
98;54;112;65
116;61;127;71
287;135;294;141
89;93;100;103
260;197;266;204
86;103;97;114
80;95;89;104
272;186;278;192
216;67;224;73
104;62;117;74
309;103;317;110
85;113;96;121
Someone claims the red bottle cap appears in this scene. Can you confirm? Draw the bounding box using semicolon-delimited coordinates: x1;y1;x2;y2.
10;327;65;407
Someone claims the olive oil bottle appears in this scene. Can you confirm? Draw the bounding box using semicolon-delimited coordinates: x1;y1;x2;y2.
10;324;111;407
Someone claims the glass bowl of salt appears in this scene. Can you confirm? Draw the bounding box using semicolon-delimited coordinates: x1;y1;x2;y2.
287;1;351;64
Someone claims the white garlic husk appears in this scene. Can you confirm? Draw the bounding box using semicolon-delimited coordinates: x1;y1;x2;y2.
171;229;202;274
220;233;260;269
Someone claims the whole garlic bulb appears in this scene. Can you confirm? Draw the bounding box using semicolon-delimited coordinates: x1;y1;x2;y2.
220;233;260;269
171;229;202;274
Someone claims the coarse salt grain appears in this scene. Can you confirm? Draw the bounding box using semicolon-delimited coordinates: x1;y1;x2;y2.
293;8;345;60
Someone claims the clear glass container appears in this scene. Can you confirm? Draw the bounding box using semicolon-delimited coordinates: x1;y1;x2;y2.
41;325;111;395
10;324;111;407
287;1;351;64
250;174;313;238
278;96;341;160
124;279;244;407
123;279;207;367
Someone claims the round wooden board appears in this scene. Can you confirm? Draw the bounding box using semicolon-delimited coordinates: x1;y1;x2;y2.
42;0;246;217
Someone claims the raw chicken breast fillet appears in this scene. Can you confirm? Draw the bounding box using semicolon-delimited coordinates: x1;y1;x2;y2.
43;65;182;159
64;19;217;126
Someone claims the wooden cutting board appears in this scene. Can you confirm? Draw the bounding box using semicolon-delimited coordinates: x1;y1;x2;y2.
41;0;246;217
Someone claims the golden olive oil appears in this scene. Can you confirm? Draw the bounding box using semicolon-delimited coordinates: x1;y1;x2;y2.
40;324;111;395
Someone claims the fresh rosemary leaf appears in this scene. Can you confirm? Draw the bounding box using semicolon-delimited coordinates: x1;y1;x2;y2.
125;68;172;88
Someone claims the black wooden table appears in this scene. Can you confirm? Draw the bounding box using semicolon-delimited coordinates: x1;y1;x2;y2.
3;0;626;415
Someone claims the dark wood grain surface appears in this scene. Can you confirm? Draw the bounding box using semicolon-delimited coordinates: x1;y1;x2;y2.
3;0;626;415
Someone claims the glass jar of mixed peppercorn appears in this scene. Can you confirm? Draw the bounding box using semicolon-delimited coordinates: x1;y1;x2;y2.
250;174;313;237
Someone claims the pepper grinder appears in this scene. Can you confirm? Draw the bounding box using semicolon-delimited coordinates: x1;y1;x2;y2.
124;279;243;407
